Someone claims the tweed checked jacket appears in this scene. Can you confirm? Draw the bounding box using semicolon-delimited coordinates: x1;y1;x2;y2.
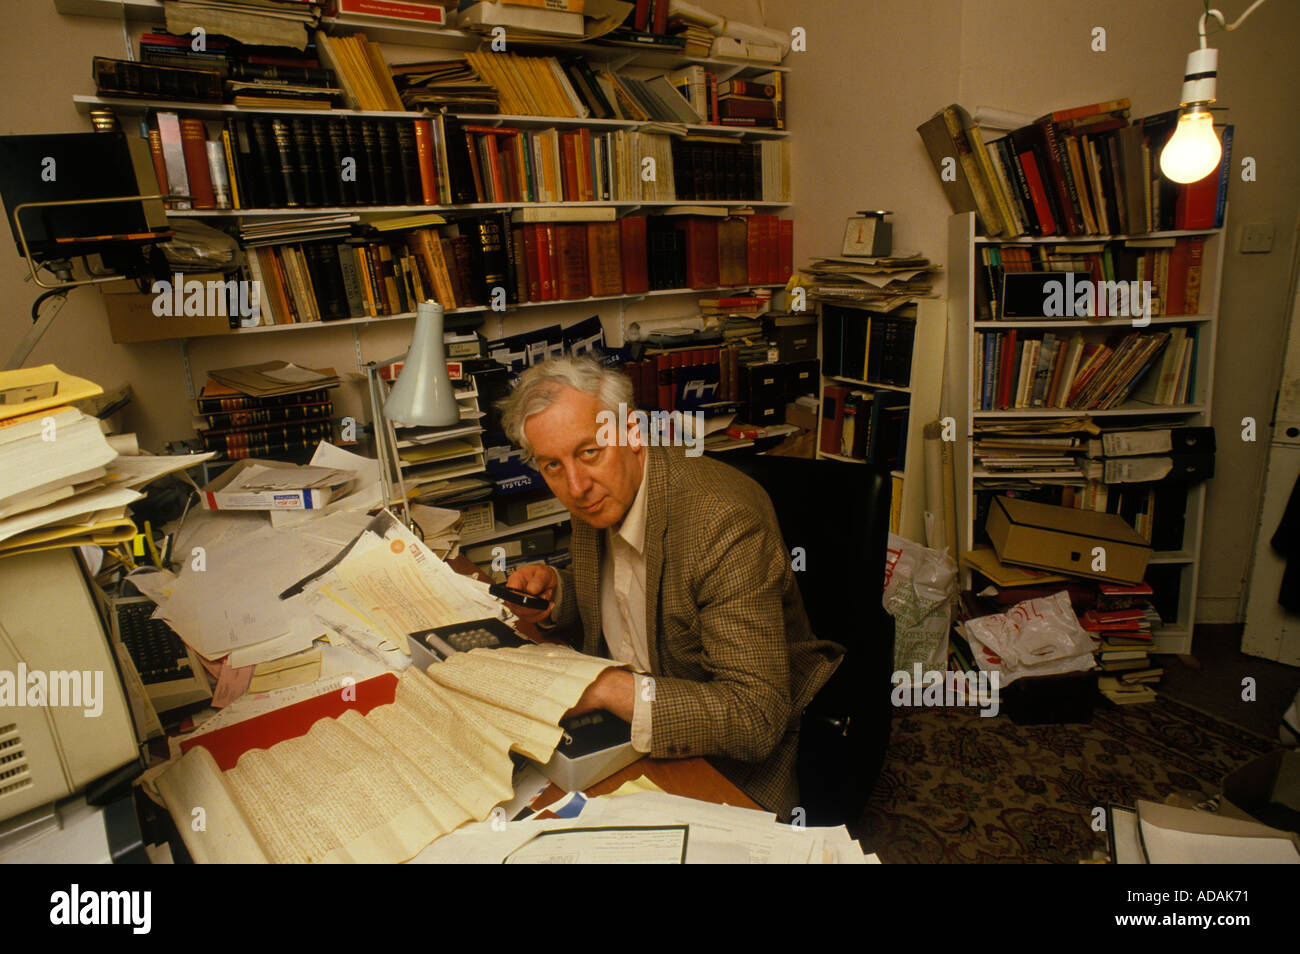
550;444;844;816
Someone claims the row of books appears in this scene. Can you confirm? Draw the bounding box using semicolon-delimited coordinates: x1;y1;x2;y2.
977;236;1208;320
112;28;785;128
619;0;785;64
670;68;785;130
974;426;1212;484
194;380;336;460
144;109;790;212
819;304;918;388
974;328;1196;411
818;385;910;469
460;50;786;129
920;101;1231;237
623;346;726;413
99;30;352;109
453;125;788;204
239;212;793;325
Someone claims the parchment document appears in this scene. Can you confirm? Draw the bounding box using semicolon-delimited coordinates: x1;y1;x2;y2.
155;645;620;863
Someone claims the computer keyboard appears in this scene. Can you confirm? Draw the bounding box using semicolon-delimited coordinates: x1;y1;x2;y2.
105;594;210;712
115;601;194;686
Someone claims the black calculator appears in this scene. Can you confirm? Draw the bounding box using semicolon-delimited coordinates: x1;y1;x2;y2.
413;617;527;661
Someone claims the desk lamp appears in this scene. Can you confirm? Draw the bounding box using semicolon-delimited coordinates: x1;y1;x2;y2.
384;299;460;427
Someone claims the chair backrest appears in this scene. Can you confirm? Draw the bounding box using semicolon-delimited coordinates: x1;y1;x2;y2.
722;453;895;825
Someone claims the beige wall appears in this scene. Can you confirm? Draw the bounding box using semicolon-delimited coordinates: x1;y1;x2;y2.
2;1;1297;624
768;0;1300;624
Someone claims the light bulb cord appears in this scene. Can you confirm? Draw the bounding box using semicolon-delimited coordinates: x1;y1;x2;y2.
1198;0;1269;48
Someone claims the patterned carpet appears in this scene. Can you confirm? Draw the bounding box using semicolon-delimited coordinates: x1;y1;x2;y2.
855;694;1281;863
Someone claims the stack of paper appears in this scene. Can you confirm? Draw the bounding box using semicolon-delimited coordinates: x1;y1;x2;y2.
207;360;340;398
413;788;876;864
0;365;212;558
132;508;501;712
800;254;940;312
1110;800;1300;864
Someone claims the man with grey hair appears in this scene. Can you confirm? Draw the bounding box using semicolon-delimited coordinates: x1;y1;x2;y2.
499;356;842;817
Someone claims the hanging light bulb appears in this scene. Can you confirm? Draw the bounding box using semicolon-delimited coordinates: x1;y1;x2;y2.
1160;47;1221;184
1161;105;1222;184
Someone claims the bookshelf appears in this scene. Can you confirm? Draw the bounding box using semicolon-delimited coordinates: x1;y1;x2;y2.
61;2;796;552
946;211;1226;655
55;0;791;75
814;297;947;542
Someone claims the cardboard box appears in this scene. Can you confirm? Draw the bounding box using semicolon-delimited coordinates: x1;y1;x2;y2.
199;458;353;511
101;276;235;343
985;496;1151;584
1003;671;1097;725
1219;749;1300;835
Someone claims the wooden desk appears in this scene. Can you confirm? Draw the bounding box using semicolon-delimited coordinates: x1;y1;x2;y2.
532;757;760;813
449;555;760;813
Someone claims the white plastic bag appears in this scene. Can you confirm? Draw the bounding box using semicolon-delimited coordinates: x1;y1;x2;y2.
883;533;958;672
960;590;1095;686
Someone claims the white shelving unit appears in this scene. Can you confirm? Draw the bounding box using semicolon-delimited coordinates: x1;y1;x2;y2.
814;297;947;542
946;211;1227;655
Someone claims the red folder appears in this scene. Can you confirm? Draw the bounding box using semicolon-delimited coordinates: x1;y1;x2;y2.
180;673;398;771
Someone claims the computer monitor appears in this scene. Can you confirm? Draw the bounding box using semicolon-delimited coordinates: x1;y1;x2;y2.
0;131;169;259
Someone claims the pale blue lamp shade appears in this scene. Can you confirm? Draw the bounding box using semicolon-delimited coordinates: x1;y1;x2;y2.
383;300;460;427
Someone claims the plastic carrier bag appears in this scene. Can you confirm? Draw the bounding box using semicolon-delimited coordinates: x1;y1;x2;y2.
883;533;958;672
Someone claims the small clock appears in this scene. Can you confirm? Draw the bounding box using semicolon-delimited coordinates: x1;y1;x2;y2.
842;211;893;257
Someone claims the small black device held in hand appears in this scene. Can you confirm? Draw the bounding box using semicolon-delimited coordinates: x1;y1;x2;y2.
488;583;550;611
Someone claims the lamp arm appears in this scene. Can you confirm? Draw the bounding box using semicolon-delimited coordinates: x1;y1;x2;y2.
1198;0;1269;48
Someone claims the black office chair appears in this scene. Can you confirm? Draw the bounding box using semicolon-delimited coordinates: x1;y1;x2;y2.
722;452;895;828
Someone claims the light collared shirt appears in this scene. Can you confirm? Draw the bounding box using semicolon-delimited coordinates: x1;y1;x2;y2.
597;456;655;752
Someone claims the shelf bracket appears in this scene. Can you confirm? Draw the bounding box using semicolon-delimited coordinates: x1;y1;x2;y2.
353;326;365;373
179;338;195;401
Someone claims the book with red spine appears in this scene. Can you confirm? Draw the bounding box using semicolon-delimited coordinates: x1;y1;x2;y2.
1184;238;1205;314
1049;98;1131;124
1034;117;1080;235
1164;238;1190;315
619;216;649;293
655;353;672;410
559;131;579;202
586;221;623;297
555;224;590;300
331;0;446;24
537;223;556;300
577;126;593;201
764;215;779;284
778;219;793;284
179;117;215;209
412;119;439;205
522;224;542;301
639;360;656;409
677;218;719;288
746;216;763;284
997;329;1018;409
1008;132;1057;236
819;385;849;455
146;127;169;198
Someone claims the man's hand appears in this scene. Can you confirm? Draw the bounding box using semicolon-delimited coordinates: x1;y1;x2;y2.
504;563;559;623
564;668;635;722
